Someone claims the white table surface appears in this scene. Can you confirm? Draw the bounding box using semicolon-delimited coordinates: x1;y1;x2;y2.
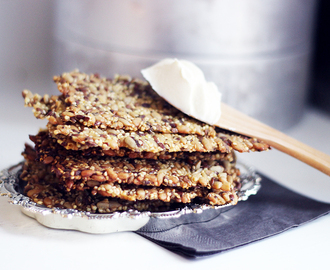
1;80;329;270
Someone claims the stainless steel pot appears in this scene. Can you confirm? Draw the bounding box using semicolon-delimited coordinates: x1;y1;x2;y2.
53;0;318;130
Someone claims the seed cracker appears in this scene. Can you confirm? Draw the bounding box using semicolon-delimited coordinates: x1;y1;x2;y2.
23;71;217;136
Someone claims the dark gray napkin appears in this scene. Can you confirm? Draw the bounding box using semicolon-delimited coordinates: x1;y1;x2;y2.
136;174;330;258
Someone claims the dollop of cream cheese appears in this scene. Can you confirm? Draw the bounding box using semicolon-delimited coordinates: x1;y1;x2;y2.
141;58;221;125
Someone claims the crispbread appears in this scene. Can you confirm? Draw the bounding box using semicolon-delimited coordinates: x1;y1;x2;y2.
23;141;239;192
23;71;217;136
21;150;240;210
47;123;270;153
24;181;173;213
31;130;234;162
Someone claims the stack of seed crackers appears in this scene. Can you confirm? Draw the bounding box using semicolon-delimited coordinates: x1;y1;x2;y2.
20;70;269;213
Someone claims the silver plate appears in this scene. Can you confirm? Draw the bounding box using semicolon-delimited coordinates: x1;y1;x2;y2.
0;162;261;234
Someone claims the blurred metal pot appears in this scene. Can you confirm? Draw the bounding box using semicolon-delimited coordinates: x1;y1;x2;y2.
53;0;318;130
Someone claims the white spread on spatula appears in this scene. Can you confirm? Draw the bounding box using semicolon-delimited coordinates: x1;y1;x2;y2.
141;58;221;125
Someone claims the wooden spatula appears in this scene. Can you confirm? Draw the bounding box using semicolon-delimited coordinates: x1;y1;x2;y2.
217;103;330;176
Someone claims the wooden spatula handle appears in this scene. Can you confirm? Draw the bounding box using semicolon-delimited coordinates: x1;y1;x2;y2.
217;103;330;176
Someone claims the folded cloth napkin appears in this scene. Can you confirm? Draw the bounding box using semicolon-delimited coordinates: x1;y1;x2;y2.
136;174;330;258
